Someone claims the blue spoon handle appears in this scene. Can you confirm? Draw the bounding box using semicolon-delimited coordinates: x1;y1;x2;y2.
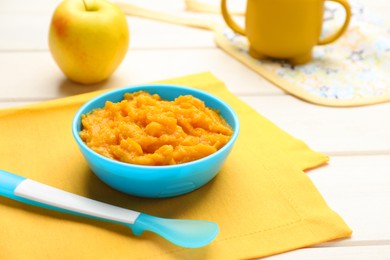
0;169;218;248
0;169;140;223
0;169;25;200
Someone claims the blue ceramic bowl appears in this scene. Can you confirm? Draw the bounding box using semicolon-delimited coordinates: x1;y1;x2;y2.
72;84;239;198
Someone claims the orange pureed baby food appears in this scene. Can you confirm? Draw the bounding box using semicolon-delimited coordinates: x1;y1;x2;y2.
79;91;233;166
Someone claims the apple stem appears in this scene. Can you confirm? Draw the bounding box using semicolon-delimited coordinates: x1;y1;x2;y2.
82;0;98;11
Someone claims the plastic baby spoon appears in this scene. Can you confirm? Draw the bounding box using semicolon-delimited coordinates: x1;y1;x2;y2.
0;169;218;248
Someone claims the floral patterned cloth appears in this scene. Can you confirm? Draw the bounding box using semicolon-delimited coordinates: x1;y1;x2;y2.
215;0;390;106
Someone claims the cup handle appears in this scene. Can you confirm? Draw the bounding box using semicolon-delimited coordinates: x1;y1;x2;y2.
221;0;246;36
318;0;351;45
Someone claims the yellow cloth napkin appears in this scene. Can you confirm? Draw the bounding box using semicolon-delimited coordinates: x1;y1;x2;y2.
0;72;351;259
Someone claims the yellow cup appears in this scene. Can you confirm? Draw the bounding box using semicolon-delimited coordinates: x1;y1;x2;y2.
221;0;351;65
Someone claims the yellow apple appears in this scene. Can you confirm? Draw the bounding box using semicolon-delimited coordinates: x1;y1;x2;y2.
49;0;129;84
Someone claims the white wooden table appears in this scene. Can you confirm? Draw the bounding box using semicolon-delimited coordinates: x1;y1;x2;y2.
1;0;389;259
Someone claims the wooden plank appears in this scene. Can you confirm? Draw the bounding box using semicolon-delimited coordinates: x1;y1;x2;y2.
0;14;49;51
264;245;390;260
0;14;215;51
241;96;390;154
0;0;184;14
309;155;390;242
128;16;215;49
0;0;58;14
0;101;35;109
0;50;283;100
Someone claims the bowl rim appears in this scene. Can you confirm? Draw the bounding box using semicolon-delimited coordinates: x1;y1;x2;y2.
71;83;240;171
